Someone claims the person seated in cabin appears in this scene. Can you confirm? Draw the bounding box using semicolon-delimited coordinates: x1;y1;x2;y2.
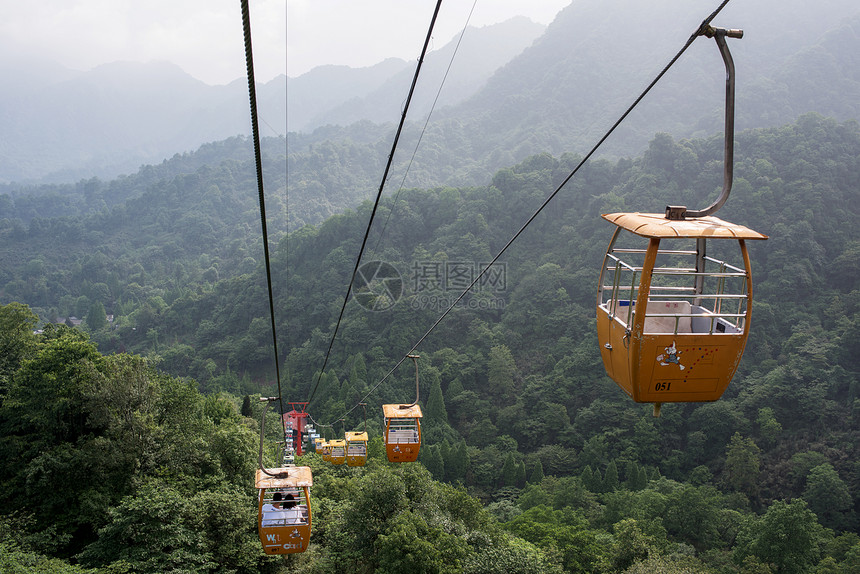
261;492;287;526
282;493;304;524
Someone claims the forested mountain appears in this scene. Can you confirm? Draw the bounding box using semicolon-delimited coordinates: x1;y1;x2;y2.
2;113;857;572
282;0;860;225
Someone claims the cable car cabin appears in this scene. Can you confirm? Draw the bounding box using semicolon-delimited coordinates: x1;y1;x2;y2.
318;441;332;462
597;213;767;409
256;466;313;555
382;404;422;462
345;431;369;466
329;439;346;465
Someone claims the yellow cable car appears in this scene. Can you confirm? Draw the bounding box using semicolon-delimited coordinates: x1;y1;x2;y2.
256;466;313;555
382;403;422;462
345;431;369;467
596;25;767;414
319;441;332;462
329;439;346;465
597;213;767;412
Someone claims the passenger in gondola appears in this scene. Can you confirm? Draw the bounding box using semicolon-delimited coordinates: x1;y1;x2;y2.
262;492;286;526
282;493;304;524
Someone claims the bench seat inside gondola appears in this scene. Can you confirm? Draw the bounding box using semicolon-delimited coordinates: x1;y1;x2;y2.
603;299;742;335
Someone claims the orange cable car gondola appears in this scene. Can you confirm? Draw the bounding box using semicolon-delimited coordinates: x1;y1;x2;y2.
254;398;313;555
383;403;422;462
345;431;369;467
596;26;767;415
329;439;347;465
319;440;332;463
383;354;422;462
256;466;313;555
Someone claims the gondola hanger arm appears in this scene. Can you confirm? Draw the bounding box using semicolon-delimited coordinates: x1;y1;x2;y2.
666;26;742;220
403;354;420;408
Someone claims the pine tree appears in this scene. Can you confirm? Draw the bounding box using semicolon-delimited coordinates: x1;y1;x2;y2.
636;465;649;490
529;460;545;484
350;353;367;389
439;440;452;481
581;465;595;492
422;445;445;482
624;461;640;490
725;432;761;499
425;378;448;424
501;453;517;488
515;460;526;488
240;395;252;417
604;460;619;492
447;440;468;483
340;378;355;404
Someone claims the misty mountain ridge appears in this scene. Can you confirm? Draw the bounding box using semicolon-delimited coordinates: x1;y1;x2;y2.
0;59;285;184
2;0;859;191
0;17;543;185
292;16;547;131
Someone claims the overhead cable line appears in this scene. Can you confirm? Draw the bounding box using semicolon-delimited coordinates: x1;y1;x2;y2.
370;0;479;256
305;0;444;407
316;0;736;427
241;0;286;436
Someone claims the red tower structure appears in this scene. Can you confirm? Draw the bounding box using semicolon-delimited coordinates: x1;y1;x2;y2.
283;402;309;456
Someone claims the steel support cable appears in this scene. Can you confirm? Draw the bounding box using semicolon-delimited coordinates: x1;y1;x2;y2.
305;0;444;407
315;0;735;427
370;0;479;256
241;0;286;436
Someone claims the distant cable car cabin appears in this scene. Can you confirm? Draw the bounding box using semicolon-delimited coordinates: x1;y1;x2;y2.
256;466;313;555
345;431;369;466
318;441;332;462
382;404;422;462
383;354;423;462
329;439;346;465
596;26;768;415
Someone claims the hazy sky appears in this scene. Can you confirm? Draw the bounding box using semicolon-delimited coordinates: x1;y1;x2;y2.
0;0;570;85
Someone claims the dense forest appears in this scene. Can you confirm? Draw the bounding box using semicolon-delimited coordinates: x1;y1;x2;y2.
1;114;859;572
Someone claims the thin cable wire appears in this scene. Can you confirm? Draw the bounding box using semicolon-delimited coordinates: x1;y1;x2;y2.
305;0;444;406
370;0;479;256
316;0;735;426
241;0;286;436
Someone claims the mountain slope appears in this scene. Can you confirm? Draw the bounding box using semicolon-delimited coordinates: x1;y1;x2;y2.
404;0;860;182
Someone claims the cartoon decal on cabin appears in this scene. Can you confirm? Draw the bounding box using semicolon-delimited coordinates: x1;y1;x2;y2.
657;342;684;369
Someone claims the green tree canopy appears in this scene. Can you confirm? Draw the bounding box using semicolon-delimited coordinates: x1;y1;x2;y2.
734;499;824;574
